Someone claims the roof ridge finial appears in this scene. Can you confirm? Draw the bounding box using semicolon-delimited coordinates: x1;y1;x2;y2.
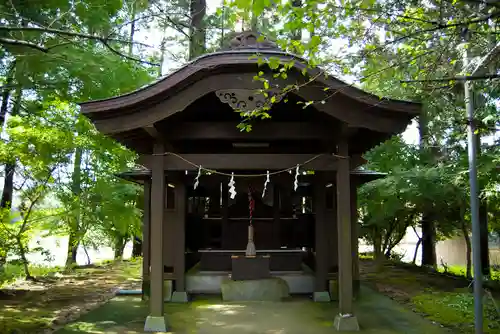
227;31;279;51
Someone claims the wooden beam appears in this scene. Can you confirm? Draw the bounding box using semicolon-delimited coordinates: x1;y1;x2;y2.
139;153;343;171
350;180;360;297
142;179;151;300
143;125;162;139
149;143;165;317
314;172;328;292
173;176;186;292
350;154;366;169
326;174;338;272
164;122;336;141
336;139;354;315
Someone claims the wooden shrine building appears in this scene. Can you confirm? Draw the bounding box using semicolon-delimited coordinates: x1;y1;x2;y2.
79;32;420;331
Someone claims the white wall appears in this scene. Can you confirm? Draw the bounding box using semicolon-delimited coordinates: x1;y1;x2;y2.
8;232;133;267
360;227;500;268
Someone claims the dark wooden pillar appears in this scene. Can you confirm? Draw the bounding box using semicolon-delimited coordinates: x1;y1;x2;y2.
142;179;151;300
313;172;329;300
172;173;187;301
326;179;338;274
145;143;167;331
350;180;360;297
334;138;359;330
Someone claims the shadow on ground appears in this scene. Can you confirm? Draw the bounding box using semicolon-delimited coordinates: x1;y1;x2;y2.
0;261;142;333
57;286;448;334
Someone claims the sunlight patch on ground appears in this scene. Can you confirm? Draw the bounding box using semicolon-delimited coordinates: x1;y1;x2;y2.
57;290;448;334
197;303;247;315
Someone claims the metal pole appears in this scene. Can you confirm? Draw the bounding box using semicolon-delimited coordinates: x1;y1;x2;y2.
463;40;483;334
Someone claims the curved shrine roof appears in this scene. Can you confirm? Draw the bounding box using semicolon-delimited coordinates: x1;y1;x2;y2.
79;31;420;122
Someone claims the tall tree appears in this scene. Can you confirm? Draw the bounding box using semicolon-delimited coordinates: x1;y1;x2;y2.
189;0;207;60
0;0;156;268
228;0;499;270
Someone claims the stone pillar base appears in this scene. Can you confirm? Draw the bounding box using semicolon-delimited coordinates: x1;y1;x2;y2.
313;291;331;302
334;314;360;331
171;291;189;303
144;315;168;332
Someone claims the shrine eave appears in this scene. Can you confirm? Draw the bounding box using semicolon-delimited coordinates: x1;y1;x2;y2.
78;51;420;117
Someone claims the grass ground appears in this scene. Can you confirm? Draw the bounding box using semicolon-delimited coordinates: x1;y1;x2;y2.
360;259;500;334
57;287;447;334
435;264;500;281
0;259;141;334
3;257;499;333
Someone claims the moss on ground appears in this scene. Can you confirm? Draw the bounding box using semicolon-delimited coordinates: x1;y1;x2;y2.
412;291;500;334
436;265;500;282
57;288;447;334
0;260;142;334
0;263;65;287
361;259;500;333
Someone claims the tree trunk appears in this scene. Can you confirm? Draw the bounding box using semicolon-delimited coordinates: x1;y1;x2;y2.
114;235;127;260
479;199;489;276
132;236;142;258
1;164;15;209
128;1;136;56
189;0;206;60
421;215;437;267
65;147;83;268
413;238;422;264
65;231;79;267
461;220;472;279
291;0;302;41
82;242;91;265
476;134;490;277
419;112;437;268
250;0;259;31
126;3;147;258
16;237;32;280
220;0;225;48
14;170;53;279
0;60;15;127
372;229;384;268
411;226;422;264
158;33;167;77
1;84;22;210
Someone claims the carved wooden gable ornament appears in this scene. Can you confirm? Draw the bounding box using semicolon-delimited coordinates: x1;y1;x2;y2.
216;89;283;113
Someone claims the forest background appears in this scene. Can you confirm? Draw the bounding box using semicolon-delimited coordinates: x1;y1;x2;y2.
0;0;498;284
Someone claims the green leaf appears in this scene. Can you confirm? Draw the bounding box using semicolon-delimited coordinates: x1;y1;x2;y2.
268;57;281;70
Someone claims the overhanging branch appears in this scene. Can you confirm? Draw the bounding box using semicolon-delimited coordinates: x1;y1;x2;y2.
0;37;47;52
401;73;500;83
0;25;160;66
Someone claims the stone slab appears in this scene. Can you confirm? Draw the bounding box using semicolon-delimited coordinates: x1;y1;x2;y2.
221;277;290;301
171;291;189;303
313;291;331;302
144;315;168;332
334;314;360;331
